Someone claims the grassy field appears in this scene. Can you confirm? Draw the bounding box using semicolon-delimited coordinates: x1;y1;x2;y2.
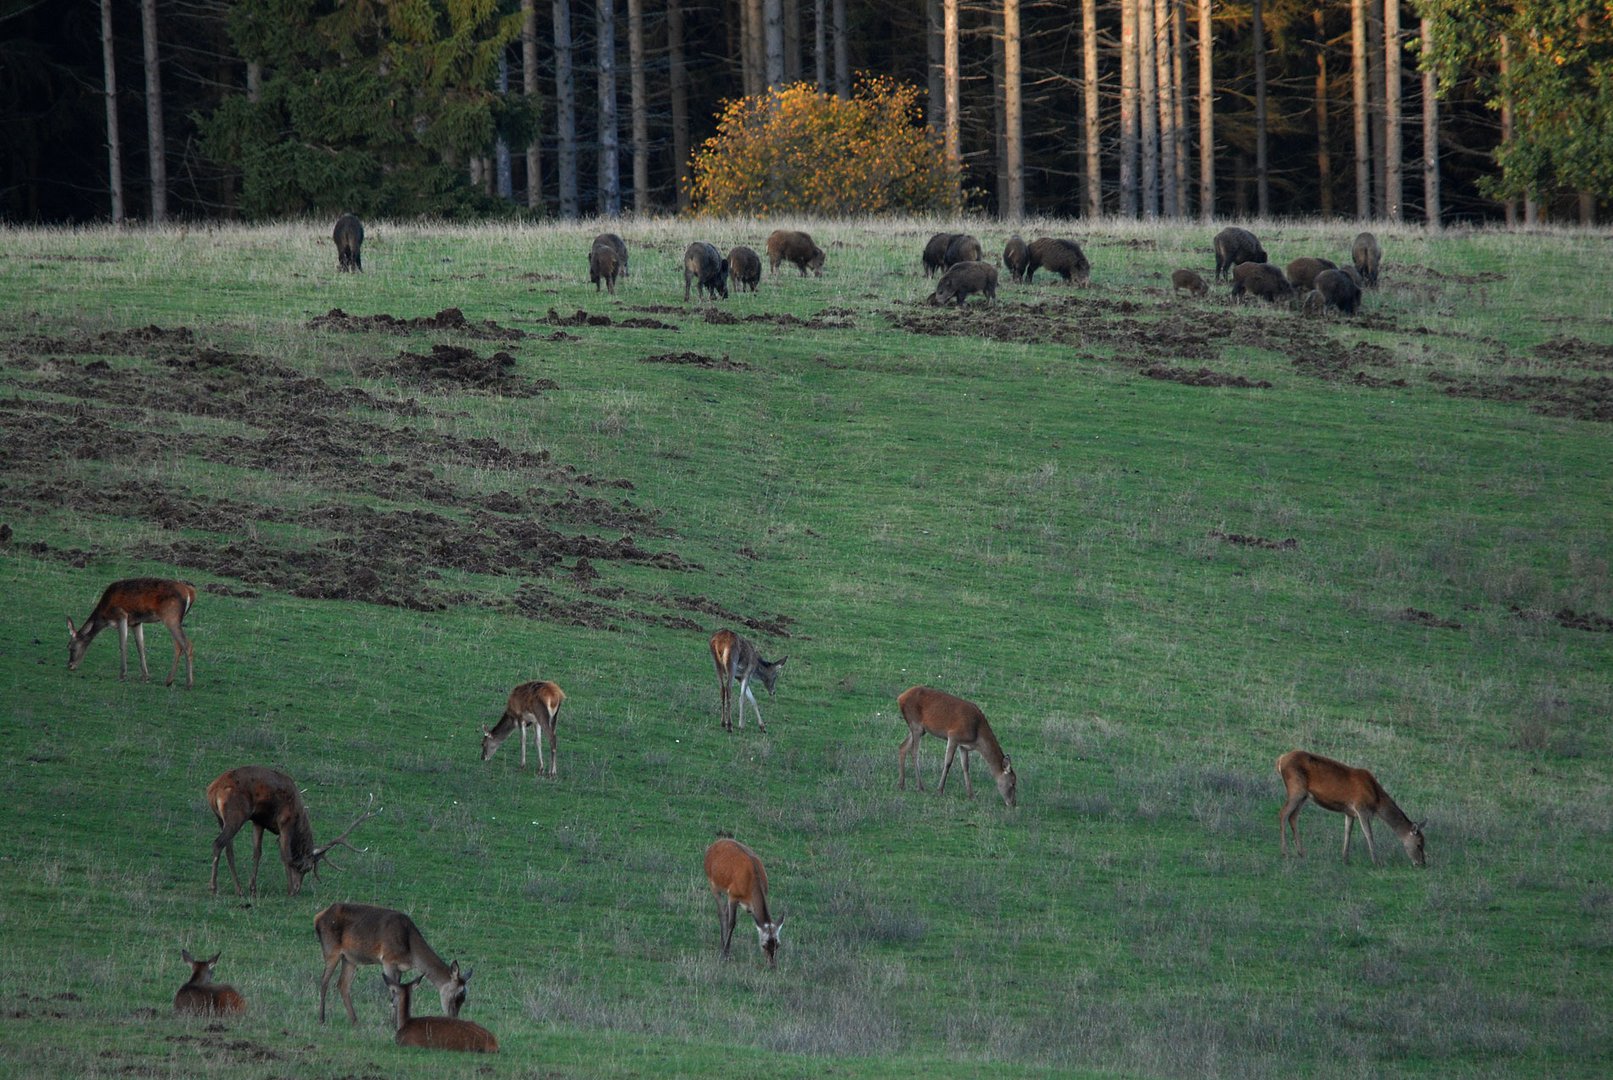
1;215;1610;1079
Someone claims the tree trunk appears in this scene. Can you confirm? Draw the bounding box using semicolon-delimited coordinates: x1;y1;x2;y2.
247;62;261;103
1156;0;1176;217
833;0;849;97
1351;0;1370;220
523;0;543;211
1252;0;1267;217
1138;0;1157;218
1579;192;1595;226
627;0;648;212
764;0;784;87
555;0;579;217
1383;0;1401;221
1314;9;1331;216
497;55;514;200
1172;0;1188;214
927;0;942;129
1366;0;1385;216
744;0;764;96
597;0;620;215
784;0;800;82
1003;0;1022;219
943;0;960;203
1083;0;1101;217
100;0;125;225
140;0;166;223
1120;0;1138;217
1421;17;1439;226
818;0;830;90
1197;0;1213;221
669;0;690;210
994;28;1008;211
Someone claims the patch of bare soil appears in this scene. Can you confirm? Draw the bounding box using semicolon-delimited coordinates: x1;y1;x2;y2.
309;307;524;340
641;352;751;371
544;308;613;327
1141;365;1272;388
362;344;554;396
1398;607;1464;630
1514;606;1613;632
703;309;738;325
163;1034;283;1060
1209;530;1297;550
617;316;679;329
1532;335;1613;372
1426;371;1613;422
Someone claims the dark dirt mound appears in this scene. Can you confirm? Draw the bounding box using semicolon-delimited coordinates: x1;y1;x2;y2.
1532;335;1613;372
1398;607;1463;630
1427;371;1613;422
703;309;738;325
617;317;679;330
309;307;524;340
641;352;751;371
1209;530;1296;550
1553;608;1613;632
544;308;613;327
362;344;554;396
630;304;687;314
1141;365;1272;388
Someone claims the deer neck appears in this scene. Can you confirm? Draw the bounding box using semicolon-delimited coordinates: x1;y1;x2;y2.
411;931;453;986
973;723;1009;777
282;807;318;868
1376;793;1416;838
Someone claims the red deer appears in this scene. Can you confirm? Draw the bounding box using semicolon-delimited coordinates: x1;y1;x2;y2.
315;902;472;1026
1276;749;1426;867
205;766;378;897
67;578;196;687
703;838;784;967
897;685;1018;808
382;971;498;1053
481;681;566;777
173;949;246;1015
709;629;786;733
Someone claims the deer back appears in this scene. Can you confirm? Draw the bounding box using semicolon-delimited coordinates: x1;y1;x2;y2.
899;685;987;745
318;903;467;1014
174;950;245;1015
705;839;770;921
387;972;494;1052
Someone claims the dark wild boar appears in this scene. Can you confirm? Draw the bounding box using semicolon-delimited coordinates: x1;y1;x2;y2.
1025;237;1090;285
1213;226;1266;281
588;240;621;295
942;234;983;269
333;214;364;273
1285;256;1338;292
1230;261;1295;304
683;242;730;301
594;232;629;276
933;261;998;307
766;229;825;276
727;245;762;293
1352;231;1382;287
923;232;960;277
1003;235;1029;283
1311;268;1362;315
1171;268;1209;297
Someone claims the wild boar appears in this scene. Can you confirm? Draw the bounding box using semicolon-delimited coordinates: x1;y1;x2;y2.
933;260;999;307
1171;268;1210;297
766;229;825;276
1285;256;1338;292
1213;226;1267;281
594;232;629;276
683;241;730;301
1352;231;1382;287
589;240;621;295
333;213;364;273
943;234;983;269
1003;235;1029;283
1312;268;1362;315
1230;261;1295;304
727;245;762;293
1025;237;1091;285
923;232;960;277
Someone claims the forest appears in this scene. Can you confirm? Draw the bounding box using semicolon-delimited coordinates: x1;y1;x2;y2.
2;0;1609;225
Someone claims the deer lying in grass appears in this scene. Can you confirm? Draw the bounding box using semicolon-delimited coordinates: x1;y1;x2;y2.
206;766;378;897
67;578;196;686
704;837;784;968
383;971;498;1053
709;629;786;733
1276;749;1427;867
315;902;472;1025
897;685;1018;808
173;950;246;1015
481;681;566;777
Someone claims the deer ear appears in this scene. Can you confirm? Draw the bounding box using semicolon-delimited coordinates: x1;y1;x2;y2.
481;727;493;737
460;966;474;982
182;948;196;963
776;656;788;667
66;615;76;635
449;960;461;979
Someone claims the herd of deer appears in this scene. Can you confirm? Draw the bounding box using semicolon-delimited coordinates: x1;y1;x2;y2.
71;575;1426;1052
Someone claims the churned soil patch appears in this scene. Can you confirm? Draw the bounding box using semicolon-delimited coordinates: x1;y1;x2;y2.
1427;370;1613;422
640;352;751;371
1532;335;1613;373
309;307;525;340
1209;530;1297;550
362;344;554;396
1141;364;1272;388
544;308;614;327
1397;607;1464;631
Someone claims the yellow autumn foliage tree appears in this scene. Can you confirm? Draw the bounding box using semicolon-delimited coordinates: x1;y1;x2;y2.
687;78;961;217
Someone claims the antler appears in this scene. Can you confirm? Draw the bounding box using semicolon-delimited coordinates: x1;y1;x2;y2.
311;793;380;861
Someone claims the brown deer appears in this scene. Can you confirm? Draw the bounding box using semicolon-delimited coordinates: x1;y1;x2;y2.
205;766;379;897
382;970;498;1053
315;902;472;1026
1276;749;1427;867
709;629;787;733
173;949;246;1015
481;681;566;777
703;838;784;968
897;685;1018;808
67;578;196;687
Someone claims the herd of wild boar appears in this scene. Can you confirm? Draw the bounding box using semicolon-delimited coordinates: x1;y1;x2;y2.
331;214;1381;318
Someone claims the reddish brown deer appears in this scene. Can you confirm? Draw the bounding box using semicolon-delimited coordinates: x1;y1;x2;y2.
481;681;566;777
703;838;784;967
1276;749;1427;867
205;766;378;897
897;685;1018;808
67;578;196;687
315;902;472;1025
173;949;246;1015
382;971;499;1052
709;629;787;733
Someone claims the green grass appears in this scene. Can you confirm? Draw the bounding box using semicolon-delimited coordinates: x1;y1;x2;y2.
1;215;1610;1078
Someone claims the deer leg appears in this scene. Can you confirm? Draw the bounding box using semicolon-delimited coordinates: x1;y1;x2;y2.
1358;813;1380;865
210;820;247;896
898;732;912;790
337;958;362;1026
959;747;975;798
248;824;265;897
517;715;528;767
544;719;558;777
1278;793;1308;856
132;623;152;681
937;738;961;795
318;950;344;1023
1341;815;1355;863
742;681;766;732
116;618;131;680
719;678;732;732
717;896;736;957
165;617;192;687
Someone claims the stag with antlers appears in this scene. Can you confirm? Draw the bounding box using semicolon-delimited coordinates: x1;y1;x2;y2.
205;766;378;898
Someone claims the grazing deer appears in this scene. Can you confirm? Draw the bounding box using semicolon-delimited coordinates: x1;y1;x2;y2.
704;838;784;968
67;578;196;687
315;902;472;1026
897;685;1018;808
173;949;246;1015
205;766;379;898
481;681;566;777
1276;749;1427;867
382;970;498;1053
709;629;787;733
